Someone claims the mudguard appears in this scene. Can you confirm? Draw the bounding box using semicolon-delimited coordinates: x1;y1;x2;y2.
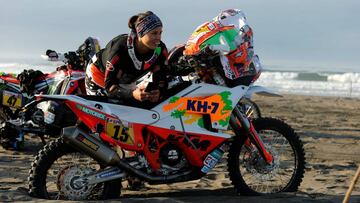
245;85;282;99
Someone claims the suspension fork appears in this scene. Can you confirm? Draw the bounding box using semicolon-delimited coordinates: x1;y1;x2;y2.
230;107;273;164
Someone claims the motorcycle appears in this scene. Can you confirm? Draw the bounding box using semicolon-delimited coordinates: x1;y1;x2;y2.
27;45;305;200
0;69;85;149
0;37;100;149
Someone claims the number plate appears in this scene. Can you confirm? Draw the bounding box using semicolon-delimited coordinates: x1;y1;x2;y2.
105;118;134;145
2;91;22;108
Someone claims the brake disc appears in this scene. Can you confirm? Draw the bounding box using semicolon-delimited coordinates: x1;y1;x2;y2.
56;165;95;200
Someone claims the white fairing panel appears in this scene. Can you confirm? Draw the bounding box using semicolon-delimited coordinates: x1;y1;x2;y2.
38;83;247;139
151;83;248;137
38;94;160;125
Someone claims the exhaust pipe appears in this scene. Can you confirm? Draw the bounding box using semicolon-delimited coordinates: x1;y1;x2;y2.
62;126;202;184
62;126;121;165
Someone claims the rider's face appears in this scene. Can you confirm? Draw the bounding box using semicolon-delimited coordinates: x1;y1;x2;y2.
139;27;162;50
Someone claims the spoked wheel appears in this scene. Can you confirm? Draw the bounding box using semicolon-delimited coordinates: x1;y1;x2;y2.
28;138;121;200
228;117;305;195
0;108;23;150
238;98;261;119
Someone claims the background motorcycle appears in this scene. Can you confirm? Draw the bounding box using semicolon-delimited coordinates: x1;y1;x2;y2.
27;43;305;200
0;37;99;150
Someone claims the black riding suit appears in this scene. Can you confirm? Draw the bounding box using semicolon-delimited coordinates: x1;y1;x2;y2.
86;34;168;103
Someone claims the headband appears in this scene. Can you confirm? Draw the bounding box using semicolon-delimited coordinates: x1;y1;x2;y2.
135;14;162;37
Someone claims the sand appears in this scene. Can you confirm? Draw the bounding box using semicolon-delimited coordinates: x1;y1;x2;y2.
0;94;359;202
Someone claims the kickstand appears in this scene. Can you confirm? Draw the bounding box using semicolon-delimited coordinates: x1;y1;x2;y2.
39;135;46;145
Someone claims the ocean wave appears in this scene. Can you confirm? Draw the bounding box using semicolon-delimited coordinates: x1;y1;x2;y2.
327;72;360;83
256;71;360;98
259;71;298;80
260;71;360;83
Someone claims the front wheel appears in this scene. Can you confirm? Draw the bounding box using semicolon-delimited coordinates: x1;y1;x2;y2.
28;138;122;200
0;108;24;150
228;117;305;195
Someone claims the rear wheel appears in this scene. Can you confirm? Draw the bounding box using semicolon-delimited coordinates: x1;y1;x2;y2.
28;138;121;200
228;117;305;195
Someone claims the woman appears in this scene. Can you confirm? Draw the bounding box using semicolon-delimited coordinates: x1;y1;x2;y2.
85;11;168;106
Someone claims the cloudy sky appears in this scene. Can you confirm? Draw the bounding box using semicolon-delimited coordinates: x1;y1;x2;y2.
0;0;359;72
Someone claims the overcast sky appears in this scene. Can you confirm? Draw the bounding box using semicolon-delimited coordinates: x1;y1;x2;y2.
0;0;359;72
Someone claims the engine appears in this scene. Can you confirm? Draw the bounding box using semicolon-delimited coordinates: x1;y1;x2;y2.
158;143;187;175
160;144;183;166
130;135;189;176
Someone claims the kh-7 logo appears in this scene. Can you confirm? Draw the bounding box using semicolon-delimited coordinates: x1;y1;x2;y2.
186;100;219;114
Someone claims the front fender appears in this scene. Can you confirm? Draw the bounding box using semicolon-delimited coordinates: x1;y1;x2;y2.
245;85;282;99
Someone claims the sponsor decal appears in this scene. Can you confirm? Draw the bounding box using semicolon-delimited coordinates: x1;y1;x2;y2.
76;104;106;120
207;22;215;30
203;154;218;168
193;24;210;36
97;168;122;179
201;165;211;173
186;100;219;114
201;147;224;173
44;111;55;124
75;134;99;151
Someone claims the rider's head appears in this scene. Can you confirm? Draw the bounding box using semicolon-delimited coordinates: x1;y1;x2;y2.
214;9;247;31
128;11;163;50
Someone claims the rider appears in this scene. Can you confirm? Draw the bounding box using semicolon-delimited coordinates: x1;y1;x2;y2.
184;8;263;87
85;11;168;107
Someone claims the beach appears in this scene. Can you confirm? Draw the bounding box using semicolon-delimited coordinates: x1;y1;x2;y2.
0;94;359;202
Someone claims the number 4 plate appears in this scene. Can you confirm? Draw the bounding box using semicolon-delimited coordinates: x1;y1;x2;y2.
2;91;23;108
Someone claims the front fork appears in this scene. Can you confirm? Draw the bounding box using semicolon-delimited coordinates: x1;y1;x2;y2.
230;107;273;164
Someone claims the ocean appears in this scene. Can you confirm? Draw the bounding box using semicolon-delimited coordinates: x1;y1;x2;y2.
0;59;359;98
256;70;360;98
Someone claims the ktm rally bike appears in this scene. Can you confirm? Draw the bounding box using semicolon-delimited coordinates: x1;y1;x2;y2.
0;69;85;149
0;36;99;121
0;37;99;149
27;48;305;200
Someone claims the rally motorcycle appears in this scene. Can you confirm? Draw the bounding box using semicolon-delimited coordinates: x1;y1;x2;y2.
0;69;85;149
0;37;99;149
27;48;305;200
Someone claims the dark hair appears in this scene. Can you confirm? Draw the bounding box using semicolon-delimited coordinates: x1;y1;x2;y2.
128;11;155;31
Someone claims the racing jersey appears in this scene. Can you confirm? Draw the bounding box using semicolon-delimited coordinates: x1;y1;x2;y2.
94;34;168;99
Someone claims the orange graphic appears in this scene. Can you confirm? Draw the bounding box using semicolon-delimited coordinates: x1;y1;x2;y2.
163;92;233;127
